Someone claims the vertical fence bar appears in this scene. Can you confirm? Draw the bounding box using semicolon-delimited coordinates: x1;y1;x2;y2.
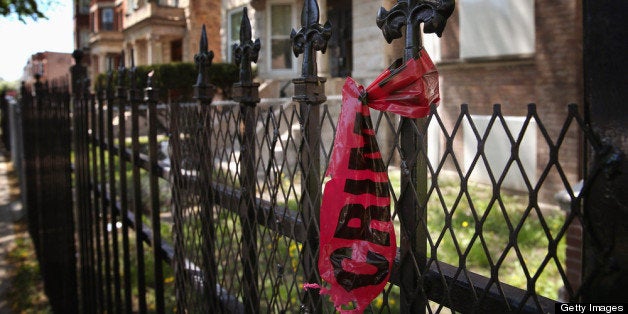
71;50;94;313
377;1;454;311
232;9;262;313
23;74;78;313
90;85;104;312
116;51;134;314
290;0;331;311
98;74;114;313
169;97;187;313
106;64;123;313
30;75;43;254
0;90;9;151
192;25;220;312
145;70;166;314
128;54;148;313
581;0;628;302
49;80;78;313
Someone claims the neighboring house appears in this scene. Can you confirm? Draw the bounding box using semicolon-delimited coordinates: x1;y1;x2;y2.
224;0;583;199
222;0;584;299
76;0;583;206
77;0;584;200
75;0;91;50
81;0;222;83
21;52;74;85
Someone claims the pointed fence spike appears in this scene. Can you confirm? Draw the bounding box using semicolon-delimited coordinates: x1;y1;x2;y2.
291;0;331;78
240;7;252;43
119;50;126;69
194;24;215;101
233;7;260;86
116;50;127;98
232;6;261;104
72;49;84;65
200;24;208;54
302;0;320;27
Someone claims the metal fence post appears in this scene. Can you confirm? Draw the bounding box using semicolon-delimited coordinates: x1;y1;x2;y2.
145;68;166;314
128;53;148;313
115;51;134;314
581;0;628;302
97;72;114;314
0;90;9;151
192;25;220;312
290;0;331;311
23;69;78;313
105;64;124;314
232;8;262;313
90;77;105;312
71;49;95;313
377;0;454;311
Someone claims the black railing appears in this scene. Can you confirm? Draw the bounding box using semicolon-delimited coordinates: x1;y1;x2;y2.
12;0;626;313
19;76;77;313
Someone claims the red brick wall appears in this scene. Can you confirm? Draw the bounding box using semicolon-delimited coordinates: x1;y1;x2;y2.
185;0;222;63
437;0;583;203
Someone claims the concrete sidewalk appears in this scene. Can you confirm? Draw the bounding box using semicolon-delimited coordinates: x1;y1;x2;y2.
0;150;23;314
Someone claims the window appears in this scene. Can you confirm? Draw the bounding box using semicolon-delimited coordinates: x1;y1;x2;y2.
79;29;90;49
227;8;244;63
171;39;183;62
79;0;90;14
157;0;178;7
101;8;114;31
459;0;534;59
90;12;95;32
269;4;294;70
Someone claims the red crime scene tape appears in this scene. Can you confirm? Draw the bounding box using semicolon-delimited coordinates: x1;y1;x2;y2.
307;50;439;313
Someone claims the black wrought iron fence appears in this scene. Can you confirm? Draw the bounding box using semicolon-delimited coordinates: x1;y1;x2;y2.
18;77;77;313
14;0;624;313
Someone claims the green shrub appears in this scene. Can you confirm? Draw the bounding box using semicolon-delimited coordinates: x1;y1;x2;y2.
95;62;239;101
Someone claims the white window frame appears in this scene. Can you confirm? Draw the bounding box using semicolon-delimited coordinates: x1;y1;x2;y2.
459;0;535;59
101;7;114;31
266;1;297;76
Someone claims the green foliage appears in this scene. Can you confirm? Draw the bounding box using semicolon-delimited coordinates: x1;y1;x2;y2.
0;0;48;22
0;79;18;93
95;62;239;101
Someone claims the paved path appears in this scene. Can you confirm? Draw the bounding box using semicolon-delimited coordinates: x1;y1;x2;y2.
0;150;22;314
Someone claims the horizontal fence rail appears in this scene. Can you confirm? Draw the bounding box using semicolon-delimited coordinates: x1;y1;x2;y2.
12;1;622;313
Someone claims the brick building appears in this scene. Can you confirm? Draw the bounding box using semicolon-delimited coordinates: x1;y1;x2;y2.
224;0;583;199
21;51;74;85
79;0;221;83
221;0;584;298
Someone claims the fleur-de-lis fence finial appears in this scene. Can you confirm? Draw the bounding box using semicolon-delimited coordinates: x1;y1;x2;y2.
127;49;142;102
144;70;158;102
71;49;88;96
232;7;261;104
233;7;260;85
290;0;332;78
377;0;455;60
116;50;127;99
291;0;331;105
194;24;216;101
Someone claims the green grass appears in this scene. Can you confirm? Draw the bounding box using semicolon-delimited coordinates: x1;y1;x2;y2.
392;173;567;301
5;221;52;313
81;134;568;311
